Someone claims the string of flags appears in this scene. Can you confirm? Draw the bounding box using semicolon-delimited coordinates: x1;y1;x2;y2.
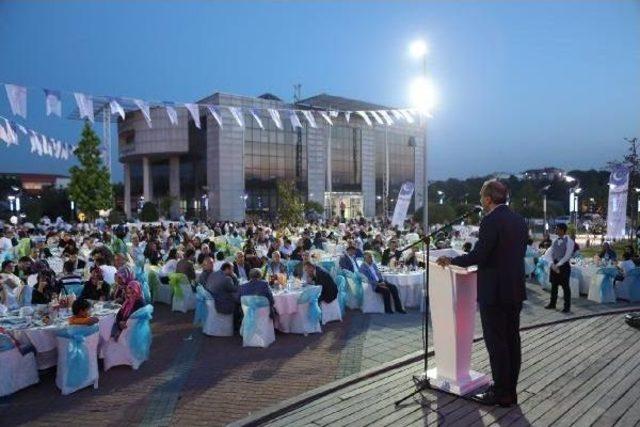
0;114;75;160
2;82;424;132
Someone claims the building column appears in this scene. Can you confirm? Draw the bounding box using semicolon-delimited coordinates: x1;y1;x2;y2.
169;156;180;219
123;163;131;218
142;156;153;203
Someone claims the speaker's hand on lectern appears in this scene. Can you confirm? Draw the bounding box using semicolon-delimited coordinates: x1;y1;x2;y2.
436;256;452;267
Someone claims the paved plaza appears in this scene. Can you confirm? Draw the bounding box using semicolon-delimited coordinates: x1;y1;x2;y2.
2;282;640;426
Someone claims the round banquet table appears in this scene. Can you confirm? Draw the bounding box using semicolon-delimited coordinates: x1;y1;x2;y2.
382;270;425;308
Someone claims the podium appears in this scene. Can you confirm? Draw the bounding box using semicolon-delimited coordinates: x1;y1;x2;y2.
426;249;490;395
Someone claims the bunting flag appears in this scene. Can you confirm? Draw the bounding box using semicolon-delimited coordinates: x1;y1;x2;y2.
288;110;302;128
5;84;27;118
184;103;200;129
54;139;62;159
44;89;62;117
61;144;69;160
4;120;18;146
248;109;263;129
74;92;94;123
163;102;178;126
109;98;125;120
302;110;317;128
268;109;283;129
29;131;42;155
40;134;51;156
0;122;8;146
228;107;244;127
133;99;152;128
357;111;372;126
401;109;415;124
206;105;223;128
391;110;405;121
378;110;394;125
320;111;333;126
16;123;27;135
329;110;339;118
344;111;351;123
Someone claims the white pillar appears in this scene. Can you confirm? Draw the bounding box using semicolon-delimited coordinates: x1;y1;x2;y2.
142;156;153;202
326;126;332;218
169;156;180;218
123;163;131;218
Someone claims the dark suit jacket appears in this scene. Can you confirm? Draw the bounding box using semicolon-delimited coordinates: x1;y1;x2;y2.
381;249;402;266
451;205;528;305
339;254;358;273
233;262;249;281
239;279;274;306
311;266;338;303
206;270;239;314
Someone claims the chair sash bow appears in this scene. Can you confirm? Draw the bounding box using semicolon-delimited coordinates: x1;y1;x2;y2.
298;286;322;325
129;305;154;361
240;296;269;339
194;285;211;326
55;324;99;388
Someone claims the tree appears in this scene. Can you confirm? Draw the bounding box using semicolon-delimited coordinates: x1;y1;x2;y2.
139;202;159;222
68;122;113;220
277;179;305;227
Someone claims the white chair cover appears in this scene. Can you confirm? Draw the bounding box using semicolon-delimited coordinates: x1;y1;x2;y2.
102;305;153;371
362;281;385;314
172;283;197;313
277;286;323;335
55;326;100;395
0;338;39;397
203;299;234;337
154;282;173;305
240;296;275;348
588;267;618;303
321;298;342;325
615;268;640;302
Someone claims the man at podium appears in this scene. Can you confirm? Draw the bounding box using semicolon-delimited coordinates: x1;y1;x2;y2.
436;180;527;407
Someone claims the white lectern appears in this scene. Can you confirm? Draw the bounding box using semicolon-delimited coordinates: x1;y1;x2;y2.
426;248;490;395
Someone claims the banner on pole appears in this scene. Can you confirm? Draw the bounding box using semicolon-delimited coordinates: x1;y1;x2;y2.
391;181;415;228
606;165;629;240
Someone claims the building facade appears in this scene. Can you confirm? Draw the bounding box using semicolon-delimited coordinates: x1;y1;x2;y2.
118;92;425;221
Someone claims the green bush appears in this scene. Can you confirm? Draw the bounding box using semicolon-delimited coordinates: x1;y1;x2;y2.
139;202;159;222
108;209;127;225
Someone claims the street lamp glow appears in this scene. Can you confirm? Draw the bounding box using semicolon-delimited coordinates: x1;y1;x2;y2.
409;76;437;114
409;40;428;58
565;176;576;183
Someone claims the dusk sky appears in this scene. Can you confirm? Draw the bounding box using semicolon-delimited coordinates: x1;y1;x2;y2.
0;1;638;182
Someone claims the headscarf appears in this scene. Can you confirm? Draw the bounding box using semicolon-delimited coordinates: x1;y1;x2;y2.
120;281;142;320
115;266;135;285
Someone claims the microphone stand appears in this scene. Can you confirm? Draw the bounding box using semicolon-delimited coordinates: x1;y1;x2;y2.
394;207;481;407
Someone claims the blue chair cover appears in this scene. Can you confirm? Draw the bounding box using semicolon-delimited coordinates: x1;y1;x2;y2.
596;267;618;301
240;295;269;340
340;269;363;307
335;275;347;314
19;285;33;306
128;305;154;361
285;260;300;277
0;334;15;352
193;285;212;326
297;286;322;325
62;282;84;297
534;258;549;286
135;265;152;304
0;251;13;263
627;268;640;301
55;324;99;389
319;261;337;277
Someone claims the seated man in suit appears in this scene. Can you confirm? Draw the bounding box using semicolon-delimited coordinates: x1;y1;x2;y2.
205;262;241;330
303;261;338;304
233;251;250;282
381;240;403;267
339;245;360;273
239;268;275;317
359;251;406;314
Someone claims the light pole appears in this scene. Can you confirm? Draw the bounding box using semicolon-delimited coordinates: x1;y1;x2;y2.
437;190;445;205
541;185;551;232
409;39;435;235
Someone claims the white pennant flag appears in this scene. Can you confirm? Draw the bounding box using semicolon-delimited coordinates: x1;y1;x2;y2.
206;105;223;128
378;110;394;126
16;123;27;135
41;134;51;156
44;89;62;117
401;109;415;124
74;92;94;123
4;120;18;146
302;110;317;128
329;110;339;118
54;140;62;159
391;110;405;121
357;111;372;126
369;111;384;125
344;111;351;123
61;144;68;160
133;99;152;128
288;110;302;128
320;111;333;126
163;102;178;126
29;131;42;155
109;98;125;120
249;109;264;129
184;103;201;129
5;84;27;118
0;122;9;146
228;107;245;127
268;109;283;129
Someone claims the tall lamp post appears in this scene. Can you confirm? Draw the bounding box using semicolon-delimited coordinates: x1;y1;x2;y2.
541;185;551;232
409;39;435;234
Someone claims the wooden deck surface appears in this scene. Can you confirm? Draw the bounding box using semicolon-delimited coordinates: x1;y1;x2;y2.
262;313;640;426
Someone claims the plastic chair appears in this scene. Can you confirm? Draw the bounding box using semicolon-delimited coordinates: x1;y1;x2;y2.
615;268;640;302
55;324;100;395
169;273;196;313
588;267;618;303
194;286;233;337
102;305;154;371
0;334;39;397
240;295;275;348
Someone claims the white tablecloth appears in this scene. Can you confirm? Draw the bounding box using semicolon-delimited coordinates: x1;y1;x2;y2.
382;270;424;308
273;289;303;315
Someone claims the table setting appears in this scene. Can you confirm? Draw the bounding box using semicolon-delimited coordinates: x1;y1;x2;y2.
380;265;425;308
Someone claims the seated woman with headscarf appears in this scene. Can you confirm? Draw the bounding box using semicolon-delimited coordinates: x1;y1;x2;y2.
80;266;111;301
111;280;145;340
111;266;136;304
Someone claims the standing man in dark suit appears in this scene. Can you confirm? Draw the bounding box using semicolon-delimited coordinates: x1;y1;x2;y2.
436;180;528;407
303;262;338;304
